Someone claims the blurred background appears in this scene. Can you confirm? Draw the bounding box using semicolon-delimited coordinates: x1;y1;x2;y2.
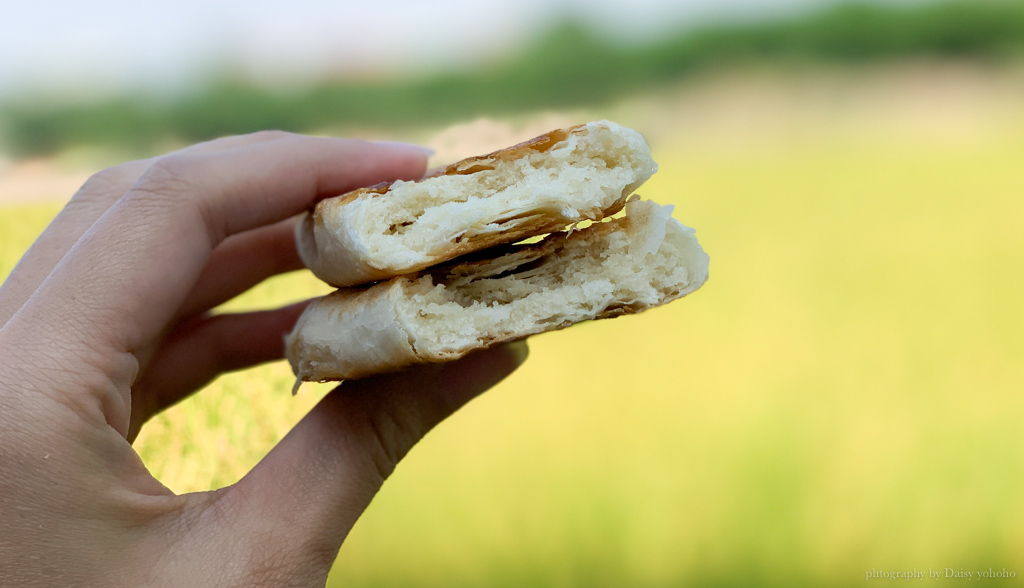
3;0;1024;585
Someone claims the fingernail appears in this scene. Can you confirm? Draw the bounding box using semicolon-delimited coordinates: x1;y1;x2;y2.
375;141;435;158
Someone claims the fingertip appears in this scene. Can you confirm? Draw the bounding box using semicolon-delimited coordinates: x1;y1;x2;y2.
371;141;432;182
323;139;429;187
506;339;530;368
435;340;530;406
373;141;436;159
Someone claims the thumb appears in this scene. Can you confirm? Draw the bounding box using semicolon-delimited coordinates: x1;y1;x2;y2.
202;341;527;584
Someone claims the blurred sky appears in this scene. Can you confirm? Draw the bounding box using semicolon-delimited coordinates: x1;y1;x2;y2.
0;0;918;99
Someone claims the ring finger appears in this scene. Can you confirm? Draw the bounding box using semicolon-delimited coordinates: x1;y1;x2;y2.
0;132;303;326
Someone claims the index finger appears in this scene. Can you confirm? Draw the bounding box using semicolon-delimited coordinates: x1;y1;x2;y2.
0;130;321;327
2;135;428;423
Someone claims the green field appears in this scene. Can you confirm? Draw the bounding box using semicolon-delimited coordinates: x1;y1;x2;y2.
7;0;1024;159
2;67;1024;586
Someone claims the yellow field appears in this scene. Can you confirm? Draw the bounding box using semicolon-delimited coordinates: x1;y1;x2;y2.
2;65;1023;586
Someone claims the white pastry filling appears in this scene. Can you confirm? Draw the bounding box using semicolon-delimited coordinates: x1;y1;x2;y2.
341;121;658;268
397;200;709;355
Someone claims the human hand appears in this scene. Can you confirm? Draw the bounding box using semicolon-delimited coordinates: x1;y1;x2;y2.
0;132;528;586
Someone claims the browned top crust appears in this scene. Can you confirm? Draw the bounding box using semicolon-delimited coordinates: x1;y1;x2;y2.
309;124;585;215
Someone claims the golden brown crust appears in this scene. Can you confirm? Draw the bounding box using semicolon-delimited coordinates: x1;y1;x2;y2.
432;125;578;176
299;124;605;288
309;182;387;222
287;199;709;382
297;120;660;290
310;124;586;218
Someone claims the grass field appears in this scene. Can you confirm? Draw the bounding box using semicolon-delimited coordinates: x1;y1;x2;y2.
2;65;1024;586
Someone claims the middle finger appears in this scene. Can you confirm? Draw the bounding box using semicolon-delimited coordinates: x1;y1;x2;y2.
0;132;299;326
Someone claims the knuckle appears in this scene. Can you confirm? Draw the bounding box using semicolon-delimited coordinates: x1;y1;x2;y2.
301;540;341;577
78;167;122;194
135;155;196;196
121;155;216;234
236;536;331;588
358;400;420;484
69;165;136;209
76;159;150;195
200;493;334;588
248;129;294;143
237;541;294;587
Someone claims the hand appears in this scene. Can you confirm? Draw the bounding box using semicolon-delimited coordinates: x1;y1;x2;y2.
0;131;528;586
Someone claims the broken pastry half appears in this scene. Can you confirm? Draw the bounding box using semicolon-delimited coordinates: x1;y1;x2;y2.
286;199;710;382
296;120;658;287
